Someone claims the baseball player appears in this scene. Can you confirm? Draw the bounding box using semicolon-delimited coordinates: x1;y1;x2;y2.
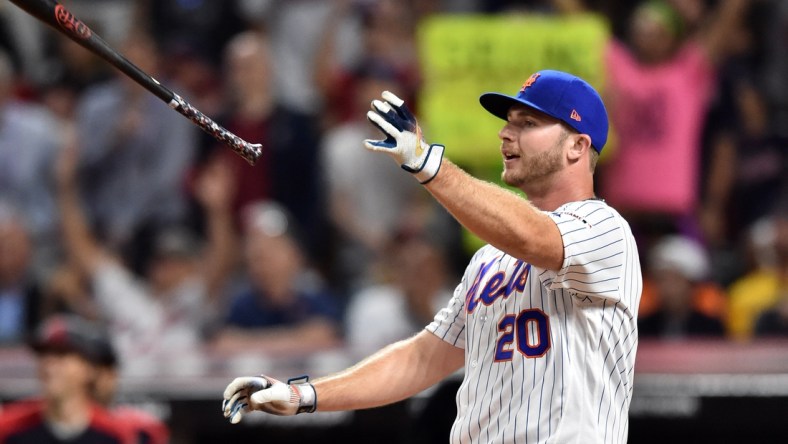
222;70;643;443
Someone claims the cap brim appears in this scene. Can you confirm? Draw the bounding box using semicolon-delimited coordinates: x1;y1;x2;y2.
479;92;554;122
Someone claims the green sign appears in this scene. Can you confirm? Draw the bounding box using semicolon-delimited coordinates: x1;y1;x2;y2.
417;14;610;252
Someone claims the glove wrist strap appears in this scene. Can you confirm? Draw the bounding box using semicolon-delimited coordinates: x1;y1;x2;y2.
288;375;317;414
403;144;445;184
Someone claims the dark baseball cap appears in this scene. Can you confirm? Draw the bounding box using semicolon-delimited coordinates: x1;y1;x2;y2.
479;70;609;152
30;315;117;366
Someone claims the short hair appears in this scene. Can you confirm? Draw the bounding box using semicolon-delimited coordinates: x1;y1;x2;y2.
589;148;599;173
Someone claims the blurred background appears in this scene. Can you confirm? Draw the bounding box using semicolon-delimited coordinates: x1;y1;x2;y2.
0;0;786;443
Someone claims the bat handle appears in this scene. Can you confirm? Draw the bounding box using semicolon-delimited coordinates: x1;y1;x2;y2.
168;94;263;165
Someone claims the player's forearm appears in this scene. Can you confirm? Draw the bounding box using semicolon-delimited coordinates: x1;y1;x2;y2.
313;331;463;412
424;160;563;270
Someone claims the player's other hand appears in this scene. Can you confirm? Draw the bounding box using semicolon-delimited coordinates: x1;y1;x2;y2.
221;375;316;423
364;91;445;184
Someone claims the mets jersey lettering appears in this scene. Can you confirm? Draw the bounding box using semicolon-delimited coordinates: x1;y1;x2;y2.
466;261;531;313
427;199;642;444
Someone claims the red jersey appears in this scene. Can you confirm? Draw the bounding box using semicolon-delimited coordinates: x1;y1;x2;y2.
0;399;136;444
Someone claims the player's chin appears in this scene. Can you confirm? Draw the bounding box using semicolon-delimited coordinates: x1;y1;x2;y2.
500;169;525;187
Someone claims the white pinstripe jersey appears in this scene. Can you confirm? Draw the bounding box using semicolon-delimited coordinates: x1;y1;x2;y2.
427;199;642;443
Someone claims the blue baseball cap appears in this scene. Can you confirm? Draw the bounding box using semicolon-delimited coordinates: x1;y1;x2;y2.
479;70;609;152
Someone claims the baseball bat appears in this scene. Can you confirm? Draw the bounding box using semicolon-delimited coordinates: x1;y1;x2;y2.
7;0;263;165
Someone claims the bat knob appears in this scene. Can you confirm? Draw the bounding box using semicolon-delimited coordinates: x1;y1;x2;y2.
243;143;264;166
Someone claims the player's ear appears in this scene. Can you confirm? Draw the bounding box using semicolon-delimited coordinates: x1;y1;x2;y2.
567;133;592;162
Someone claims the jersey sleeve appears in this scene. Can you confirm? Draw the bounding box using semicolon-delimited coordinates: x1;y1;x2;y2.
425;281;467;349
425;246;498;349
539;202;629;302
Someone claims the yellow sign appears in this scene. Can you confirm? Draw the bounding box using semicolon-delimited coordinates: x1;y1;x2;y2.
418;14;610;175
417;14;610;252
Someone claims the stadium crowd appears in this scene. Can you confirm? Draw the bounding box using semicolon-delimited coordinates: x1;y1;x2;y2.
0;0;786;440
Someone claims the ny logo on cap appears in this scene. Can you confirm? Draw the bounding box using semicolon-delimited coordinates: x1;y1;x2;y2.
519;73;541;92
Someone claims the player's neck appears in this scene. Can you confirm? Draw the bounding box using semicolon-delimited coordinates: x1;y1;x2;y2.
522;174;595;211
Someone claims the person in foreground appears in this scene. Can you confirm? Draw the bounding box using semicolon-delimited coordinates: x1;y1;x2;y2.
222;70;644;443
0;315;135;444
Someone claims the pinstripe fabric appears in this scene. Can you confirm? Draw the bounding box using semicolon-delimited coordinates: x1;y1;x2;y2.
426;200;642;443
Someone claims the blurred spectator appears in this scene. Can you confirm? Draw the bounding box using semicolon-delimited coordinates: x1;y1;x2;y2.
697;1;785;284
212;200;342;354
753;214;788;337
314;0;421;128
203;30;328;264
198;30;275;220
0;49;61;273
56;137;237;368
344;235;454;352
0;315;135;444
91;330;170;444
728;216;787;340
0;205;43;345
74;31;198;255
599;0;750;247
700;83;787;281
239;0;336;115
321;59;423;290
138;0;245;66
638;235;726;339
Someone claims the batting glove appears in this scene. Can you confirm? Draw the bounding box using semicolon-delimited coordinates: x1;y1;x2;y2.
364;91;445;184
222;375;316;423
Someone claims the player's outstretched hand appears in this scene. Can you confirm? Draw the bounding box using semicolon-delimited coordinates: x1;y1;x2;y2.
364;91;445;184
222;375;316;423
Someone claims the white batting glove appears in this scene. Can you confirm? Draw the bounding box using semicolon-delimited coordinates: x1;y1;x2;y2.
221;375;316;423
364;91;445;184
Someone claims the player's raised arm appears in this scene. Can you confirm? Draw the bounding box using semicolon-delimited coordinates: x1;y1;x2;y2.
222;330;463;421
421;160;566;271
363;84;601;271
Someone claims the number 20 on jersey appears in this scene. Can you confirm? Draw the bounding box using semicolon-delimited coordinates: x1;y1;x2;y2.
495;309;551;361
